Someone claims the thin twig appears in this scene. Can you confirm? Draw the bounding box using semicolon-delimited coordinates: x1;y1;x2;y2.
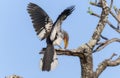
100;35;108;40
108;53;117;60
113;6;118;14
110;0;113;10
93;38;120;52
90;2;120;23
88;12;120;33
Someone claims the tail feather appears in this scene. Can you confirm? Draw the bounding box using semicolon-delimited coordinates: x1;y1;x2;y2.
40;58;43;70
40;44;58;71
51;50;58;70
42;44;54;71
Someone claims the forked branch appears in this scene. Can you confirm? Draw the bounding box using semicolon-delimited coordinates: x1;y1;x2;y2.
87;0;109;49
88;12;120;33
93;38;120;52
90;1;120;23
95;53;120;78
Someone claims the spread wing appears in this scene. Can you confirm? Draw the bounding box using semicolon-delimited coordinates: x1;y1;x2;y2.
50;5;75;41
27;3;53;40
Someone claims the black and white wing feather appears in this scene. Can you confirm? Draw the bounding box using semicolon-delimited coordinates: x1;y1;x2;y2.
27;3;53;40
50;5;75;41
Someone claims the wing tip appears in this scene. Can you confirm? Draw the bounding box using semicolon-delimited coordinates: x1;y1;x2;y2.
59;5;75;18
28;2;36;6
27;2;39;11
68;5;75;10
67;5;75;14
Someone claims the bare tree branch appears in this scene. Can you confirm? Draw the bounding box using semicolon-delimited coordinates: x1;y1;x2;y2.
90;1;120;23
110;11;120;23
110;0;113;10
93;38;120;52
87;0;109;49
40;48;84;56
113;6;119;15
108;53;117;60
88;12;120;33
90;0;113;9
100;35;108;40
90;1;101;7
95;53;120;78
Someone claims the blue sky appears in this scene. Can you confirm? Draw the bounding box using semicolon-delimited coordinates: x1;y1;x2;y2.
0;0;120;78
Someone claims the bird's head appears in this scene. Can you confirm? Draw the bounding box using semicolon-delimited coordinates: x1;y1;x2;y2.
63;30;69;49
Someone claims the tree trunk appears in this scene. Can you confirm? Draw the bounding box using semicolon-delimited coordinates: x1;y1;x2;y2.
79;49;93;78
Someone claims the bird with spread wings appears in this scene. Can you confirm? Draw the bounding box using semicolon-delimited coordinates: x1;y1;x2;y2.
27;2;75;71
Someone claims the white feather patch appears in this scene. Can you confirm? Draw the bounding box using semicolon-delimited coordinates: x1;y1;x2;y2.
39;51;58;71
50;51;58;70
53;36;62;46
50;27;57;41
38;29;46;40
53;31;63;46
40;58;43;70
45;23;52;32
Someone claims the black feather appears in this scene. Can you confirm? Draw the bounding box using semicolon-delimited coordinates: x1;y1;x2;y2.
55;5;75;22
42;44;54;71
27;3;52;35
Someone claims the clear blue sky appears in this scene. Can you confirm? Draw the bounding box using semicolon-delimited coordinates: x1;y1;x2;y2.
0;0;120;78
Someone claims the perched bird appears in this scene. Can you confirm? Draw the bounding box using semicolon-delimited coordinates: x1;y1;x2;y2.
27;2;75;71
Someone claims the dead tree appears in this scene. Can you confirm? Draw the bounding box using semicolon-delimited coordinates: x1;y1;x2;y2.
40;0;120;78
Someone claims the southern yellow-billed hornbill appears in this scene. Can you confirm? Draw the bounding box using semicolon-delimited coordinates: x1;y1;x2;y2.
27;2;75;71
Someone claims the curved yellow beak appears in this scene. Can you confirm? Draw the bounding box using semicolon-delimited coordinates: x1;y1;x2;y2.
63;31;69;49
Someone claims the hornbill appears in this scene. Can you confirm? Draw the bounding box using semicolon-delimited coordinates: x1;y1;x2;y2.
27;2;75;71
